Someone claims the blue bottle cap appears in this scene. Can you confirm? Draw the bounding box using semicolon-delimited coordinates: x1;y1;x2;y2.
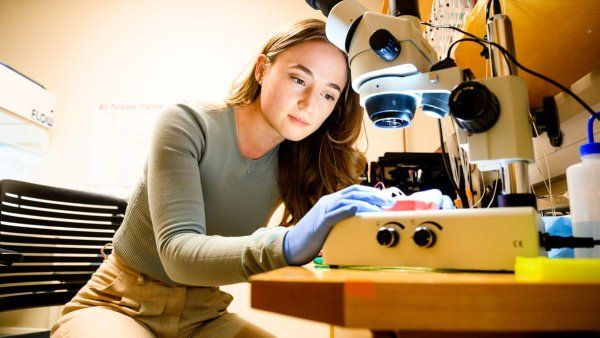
580;115;600;157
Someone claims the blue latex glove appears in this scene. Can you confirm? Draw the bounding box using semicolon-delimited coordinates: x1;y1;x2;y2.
283;184;395;265
405;189;455;209
543;216;574;258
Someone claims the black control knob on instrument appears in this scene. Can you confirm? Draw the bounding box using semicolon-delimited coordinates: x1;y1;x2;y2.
376;226;400;247
413;226;436;248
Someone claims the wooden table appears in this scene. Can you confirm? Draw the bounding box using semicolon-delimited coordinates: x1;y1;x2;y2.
250;266;600;337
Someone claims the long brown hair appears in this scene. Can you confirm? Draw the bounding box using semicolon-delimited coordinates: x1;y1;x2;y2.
226;19;366;227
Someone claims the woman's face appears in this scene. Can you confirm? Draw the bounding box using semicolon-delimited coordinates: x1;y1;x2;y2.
257;39;348;142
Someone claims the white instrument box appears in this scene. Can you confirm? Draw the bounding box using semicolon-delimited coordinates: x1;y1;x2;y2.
322;207;546;271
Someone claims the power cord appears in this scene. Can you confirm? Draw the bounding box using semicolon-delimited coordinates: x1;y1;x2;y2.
446;38;487;60
421;22;482;41
486;171;500;209
539;232;600;251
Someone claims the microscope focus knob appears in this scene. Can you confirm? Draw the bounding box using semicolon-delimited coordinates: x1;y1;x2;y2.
376;226;400;247
449;81;500;134
369;29;401;62
413;226;436;248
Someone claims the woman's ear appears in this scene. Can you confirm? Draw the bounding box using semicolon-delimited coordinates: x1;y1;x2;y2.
255;54;270;85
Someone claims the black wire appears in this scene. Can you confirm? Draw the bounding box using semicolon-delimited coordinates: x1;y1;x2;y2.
421;23;600;121
421;22;482;41
437;120;469;208
447;38;487;60
540;232;600;250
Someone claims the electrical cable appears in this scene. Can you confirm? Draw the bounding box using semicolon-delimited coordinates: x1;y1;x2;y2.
438;119;469;208
425;1;476;61
486;170;499;208
539;232;600;251
446;38;487;59
450;119;473;206
420;23;600;121
421;22;481;41
442;118;461;187
471;170;487;208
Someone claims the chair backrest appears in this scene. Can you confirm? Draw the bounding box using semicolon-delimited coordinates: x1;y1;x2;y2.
0;179;127;312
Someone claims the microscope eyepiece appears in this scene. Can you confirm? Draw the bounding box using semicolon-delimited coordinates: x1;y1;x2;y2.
304;0;344;17
369;29;401;62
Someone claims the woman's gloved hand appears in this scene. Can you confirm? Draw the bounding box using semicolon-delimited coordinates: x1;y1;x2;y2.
283;184;395;266
382;188;455;211
408;189;455;209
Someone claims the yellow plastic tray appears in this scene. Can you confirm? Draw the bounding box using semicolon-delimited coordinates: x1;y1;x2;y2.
515;257;600;282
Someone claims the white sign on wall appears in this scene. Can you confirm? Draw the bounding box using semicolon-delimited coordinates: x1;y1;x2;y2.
90;102;165;199
0;62;55;129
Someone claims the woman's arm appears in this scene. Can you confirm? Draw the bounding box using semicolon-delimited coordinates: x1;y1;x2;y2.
147;105;288;286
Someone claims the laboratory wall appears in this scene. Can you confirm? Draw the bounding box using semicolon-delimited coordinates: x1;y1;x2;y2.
0;0;387;336
0;0;402;194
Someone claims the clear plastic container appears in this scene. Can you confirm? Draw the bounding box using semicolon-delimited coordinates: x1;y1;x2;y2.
566;115;600;258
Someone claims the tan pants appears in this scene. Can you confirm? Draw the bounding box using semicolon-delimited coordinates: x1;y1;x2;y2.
51;252;275;338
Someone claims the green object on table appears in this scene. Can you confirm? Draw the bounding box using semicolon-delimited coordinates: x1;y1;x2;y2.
312;257;452;272
515;257;600;282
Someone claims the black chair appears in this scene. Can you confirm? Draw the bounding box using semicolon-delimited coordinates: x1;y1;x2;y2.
0;179;127;337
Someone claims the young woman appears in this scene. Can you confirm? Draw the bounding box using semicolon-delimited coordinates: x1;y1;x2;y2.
51;19;393;338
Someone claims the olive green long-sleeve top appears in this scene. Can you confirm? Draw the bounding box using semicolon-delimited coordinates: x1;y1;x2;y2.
113;103;289;286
